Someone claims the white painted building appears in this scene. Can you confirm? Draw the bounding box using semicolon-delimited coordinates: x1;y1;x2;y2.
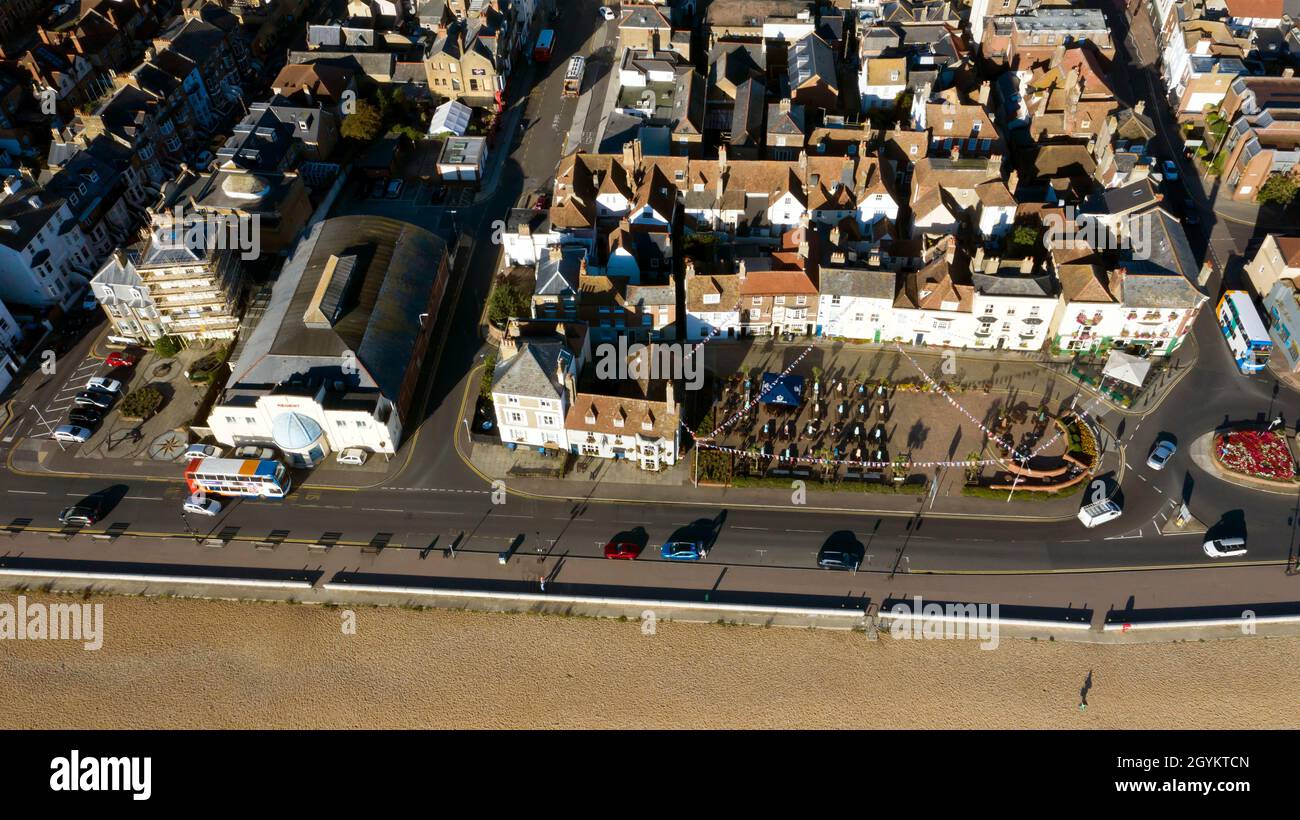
490;320;588;451
0;181;94;309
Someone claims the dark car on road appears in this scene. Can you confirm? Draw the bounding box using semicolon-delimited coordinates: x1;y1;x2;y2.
817;531;865;571
58;498;105;526
73;390;114;410
68;408;102;427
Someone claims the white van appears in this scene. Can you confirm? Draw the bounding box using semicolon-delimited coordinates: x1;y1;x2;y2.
1077;499;1122;528
1203;536;1247;558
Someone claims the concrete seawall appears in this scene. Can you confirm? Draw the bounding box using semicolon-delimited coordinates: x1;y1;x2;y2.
2;567;1300;643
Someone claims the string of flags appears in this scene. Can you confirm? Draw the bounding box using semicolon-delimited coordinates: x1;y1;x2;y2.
697;442;1004;470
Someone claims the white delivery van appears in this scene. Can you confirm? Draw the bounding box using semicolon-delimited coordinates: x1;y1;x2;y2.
1077;499;1122;528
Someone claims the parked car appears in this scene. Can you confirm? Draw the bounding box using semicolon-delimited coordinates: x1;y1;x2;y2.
183;443;222;459
817;544;863;571
660;539;706;560
233;445;276;461
599;5;615;19
336;448;369;466
68;408;102;428
58;500;103;526
104;352;138;369
1203;536;1247;558
86;376;121;394
603;539;642;559
1146;440;1177;471
533;193;548;209
52;425;93;444
385;178;404;199
194;150;213;169
1163;160;1179;181
73;390;114;409
182;494;223;516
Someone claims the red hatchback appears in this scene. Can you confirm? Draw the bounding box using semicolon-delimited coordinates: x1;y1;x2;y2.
603;540;642;559
105;352;138;369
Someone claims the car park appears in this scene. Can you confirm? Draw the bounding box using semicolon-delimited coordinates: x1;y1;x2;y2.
336;448;369;466
660;539;706;560
1203;536;1247;558
182;494;223;516
86;376;121;394
52;425;93;443
233;445;277;461
1146;440;1176;470
183;443;222;459
73;390;114;409
603;539;642;559
105;352;138;369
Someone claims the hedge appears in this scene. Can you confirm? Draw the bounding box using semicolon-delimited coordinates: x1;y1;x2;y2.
119;386;163;420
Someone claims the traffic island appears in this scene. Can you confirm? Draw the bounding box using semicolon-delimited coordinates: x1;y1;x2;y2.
1190;429;1300;494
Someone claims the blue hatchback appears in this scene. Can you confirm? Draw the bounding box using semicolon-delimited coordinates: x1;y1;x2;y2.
660;539;706;560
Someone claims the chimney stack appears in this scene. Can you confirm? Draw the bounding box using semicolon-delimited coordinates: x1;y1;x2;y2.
1286;68;1297;79
1134;100;1146;115
950;143;961;161
977;81;990;106
780;97;791;113
943;235;956;264
1019;256;1034;274
973;246;985;272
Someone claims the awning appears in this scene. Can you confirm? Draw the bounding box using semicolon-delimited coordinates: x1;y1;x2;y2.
760;373;805;406
1102;350;1151;387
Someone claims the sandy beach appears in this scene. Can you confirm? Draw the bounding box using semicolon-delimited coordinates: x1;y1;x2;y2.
0;592;1296;729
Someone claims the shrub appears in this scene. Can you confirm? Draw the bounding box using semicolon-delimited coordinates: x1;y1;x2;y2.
120;386;163;420
153;336;181;358
1257;173;1300;207
480;352;497;399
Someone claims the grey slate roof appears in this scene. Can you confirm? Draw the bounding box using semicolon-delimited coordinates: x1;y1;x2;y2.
227;215;448;403
491;341;569;400
972;272;1055;297
820;268;897;300
1101;179;1160;216
789;33;836;89
535;246;585;297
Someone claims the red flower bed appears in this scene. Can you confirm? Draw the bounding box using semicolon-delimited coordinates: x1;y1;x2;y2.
1215;430;1297;481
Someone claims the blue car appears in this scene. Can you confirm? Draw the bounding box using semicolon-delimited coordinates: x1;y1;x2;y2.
660;539;706;560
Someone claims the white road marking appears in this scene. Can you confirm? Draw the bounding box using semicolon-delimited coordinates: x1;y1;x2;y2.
7;490;46;495
735;525;767;531
785;528;822;533
125;496;163;501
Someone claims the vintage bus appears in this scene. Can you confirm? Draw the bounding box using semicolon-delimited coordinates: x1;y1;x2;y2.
184;457;292;499
1216;290;1272;374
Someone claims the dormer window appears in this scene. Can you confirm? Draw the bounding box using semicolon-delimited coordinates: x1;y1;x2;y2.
585;404;597;425
613;409;626;428
703;293;720;304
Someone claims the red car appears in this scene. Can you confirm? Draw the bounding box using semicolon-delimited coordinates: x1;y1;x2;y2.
603;539;642;560
533;193;548;210
105;352;138;369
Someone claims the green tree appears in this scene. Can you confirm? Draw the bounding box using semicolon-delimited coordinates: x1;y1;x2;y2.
1257;173;1300;207
487;281;529;326
1011;224;1040;249
120;386;163;420
341;99;383;142
480;352;497;400
153;335;181;358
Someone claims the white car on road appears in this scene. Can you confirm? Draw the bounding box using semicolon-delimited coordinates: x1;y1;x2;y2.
183;443;222;459
183;494;222;516
86;376;122;394
599;6;615;20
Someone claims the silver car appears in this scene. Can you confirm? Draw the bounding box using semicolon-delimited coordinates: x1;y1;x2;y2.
1146;440;1176;470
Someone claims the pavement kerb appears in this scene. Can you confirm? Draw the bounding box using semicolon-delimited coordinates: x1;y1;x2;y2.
452;362;1089;523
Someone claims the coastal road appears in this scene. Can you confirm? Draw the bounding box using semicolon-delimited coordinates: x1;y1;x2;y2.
2;2;1300;602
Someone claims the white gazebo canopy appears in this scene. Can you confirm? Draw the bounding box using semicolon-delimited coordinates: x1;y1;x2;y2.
428;100;472;137
1102;350;1151;387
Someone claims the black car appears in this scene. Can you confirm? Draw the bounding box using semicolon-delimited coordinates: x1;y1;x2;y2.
73;390;114;409
817;543;864;571
68;408;102;427
58;500;103;527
